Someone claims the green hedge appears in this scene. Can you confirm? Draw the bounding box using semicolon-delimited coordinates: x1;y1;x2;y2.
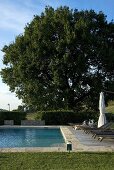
0;111;27;125
36;110;97;125
105;113;114;122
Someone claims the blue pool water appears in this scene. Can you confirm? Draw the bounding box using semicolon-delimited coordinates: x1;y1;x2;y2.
0;128;65;148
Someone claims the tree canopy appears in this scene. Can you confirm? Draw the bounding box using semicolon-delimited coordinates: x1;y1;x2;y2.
1;6;114;111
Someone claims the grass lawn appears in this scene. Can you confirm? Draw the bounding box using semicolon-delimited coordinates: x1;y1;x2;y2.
106;100;114;114
0;152;114;170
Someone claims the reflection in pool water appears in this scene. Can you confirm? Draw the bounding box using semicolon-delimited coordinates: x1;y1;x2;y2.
0;128;65;148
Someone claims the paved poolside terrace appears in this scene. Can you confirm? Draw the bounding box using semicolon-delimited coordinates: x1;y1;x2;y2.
62;126;114;152
0;126;114;152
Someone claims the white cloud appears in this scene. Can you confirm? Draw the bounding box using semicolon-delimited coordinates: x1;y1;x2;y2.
21;0;60;8
40;0;60;7
0;78;22;110
0;92;22;110
0;76;22;110
0;51;4;69
0;1;35;33
0;1;35;110
0;0;60;110
0;0;60;33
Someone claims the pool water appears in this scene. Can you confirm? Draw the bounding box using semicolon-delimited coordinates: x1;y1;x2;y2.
0;128;65;148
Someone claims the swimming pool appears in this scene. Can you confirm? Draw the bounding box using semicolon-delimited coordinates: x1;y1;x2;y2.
0;127;65;148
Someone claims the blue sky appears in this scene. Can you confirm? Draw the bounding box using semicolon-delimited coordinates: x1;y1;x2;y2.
0;0;114;110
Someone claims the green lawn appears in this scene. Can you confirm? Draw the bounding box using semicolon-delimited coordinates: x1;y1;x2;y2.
106;105;114;114
106;100;114;114
0;152;114;170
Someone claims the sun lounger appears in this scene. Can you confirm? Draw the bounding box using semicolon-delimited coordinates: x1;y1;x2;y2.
85;122;113;135
74;124;89;130
73;121;114;142
73;120;90;130
98;134;114;142
75;122;113;134
91;129;114;138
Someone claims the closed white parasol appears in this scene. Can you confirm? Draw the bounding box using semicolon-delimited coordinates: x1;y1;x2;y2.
98;92;107;128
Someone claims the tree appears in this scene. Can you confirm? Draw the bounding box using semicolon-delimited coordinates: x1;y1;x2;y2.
1;6;114;111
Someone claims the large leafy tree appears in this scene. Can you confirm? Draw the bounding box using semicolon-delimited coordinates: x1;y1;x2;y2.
1;6;114;111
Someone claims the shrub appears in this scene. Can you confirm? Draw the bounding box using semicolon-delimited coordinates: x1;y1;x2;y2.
35;110;97;125
0;111;27;125
0;112;6;125
105;113;114;122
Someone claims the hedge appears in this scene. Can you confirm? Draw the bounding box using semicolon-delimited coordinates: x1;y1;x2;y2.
36;110;97;125
105;113;114;122
0;111;27;125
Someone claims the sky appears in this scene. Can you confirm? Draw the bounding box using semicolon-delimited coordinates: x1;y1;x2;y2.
0;0;114;110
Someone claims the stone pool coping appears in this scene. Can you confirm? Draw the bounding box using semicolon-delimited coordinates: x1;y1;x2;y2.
0;126;114;152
